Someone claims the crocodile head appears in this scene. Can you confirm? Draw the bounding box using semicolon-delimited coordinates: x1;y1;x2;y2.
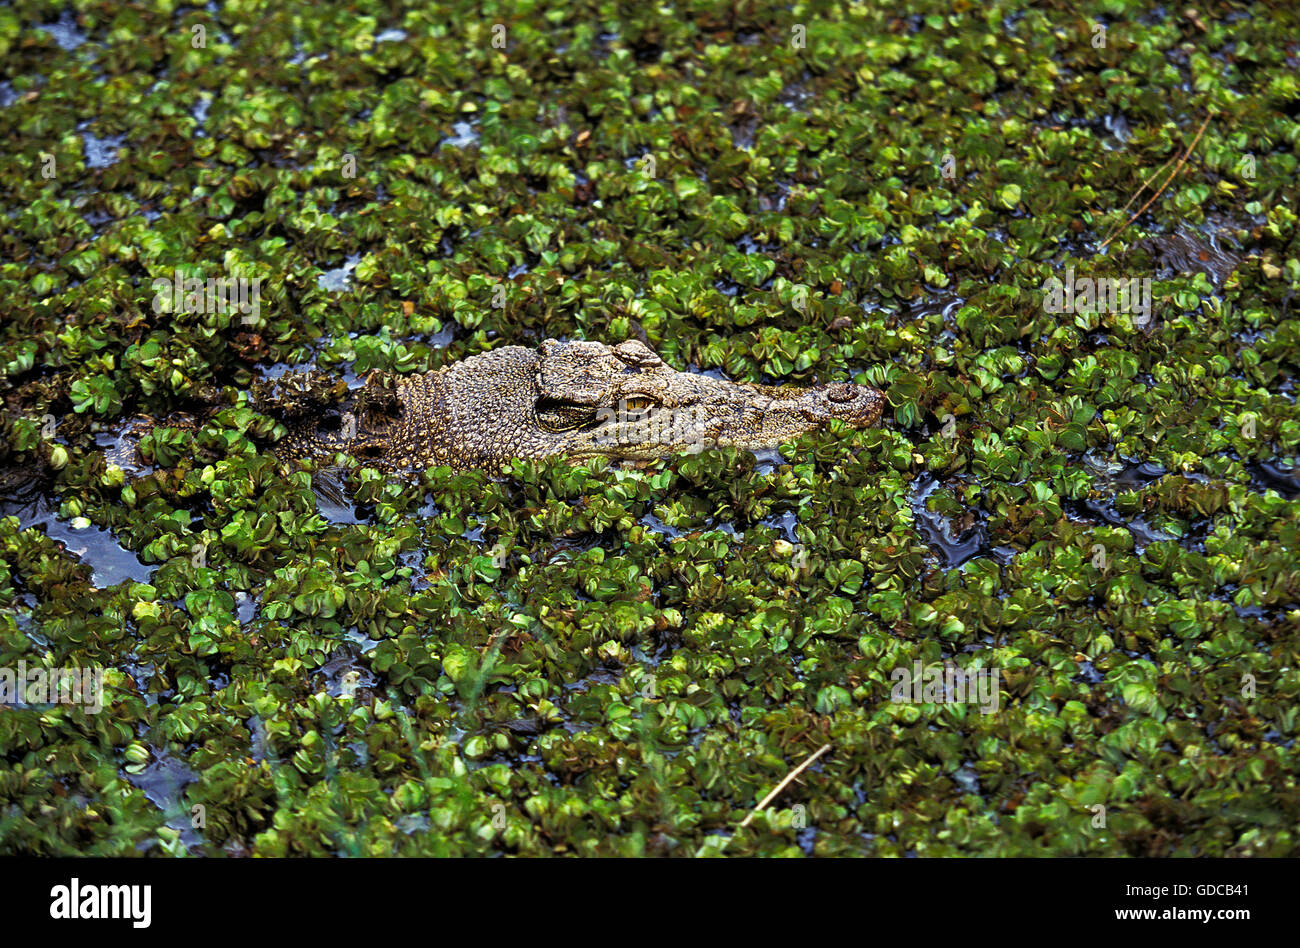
532;339;885;462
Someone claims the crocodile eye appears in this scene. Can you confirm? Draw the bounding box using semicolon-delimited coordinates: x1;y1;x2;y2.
536;397;600;432
621;397;657;413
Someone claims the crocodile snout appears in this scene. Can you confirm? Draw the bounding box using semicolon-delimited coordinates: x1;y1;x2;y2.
799;382;884;427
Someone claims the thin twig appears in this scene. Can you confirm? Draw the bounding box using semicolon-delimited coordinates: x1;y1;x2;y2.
738;743;832;829
1112;150;1180;219
1099;112;1212;251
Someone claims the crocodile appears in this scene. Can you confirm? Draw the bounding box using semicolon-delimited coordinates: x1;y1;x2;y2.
113;339;885;474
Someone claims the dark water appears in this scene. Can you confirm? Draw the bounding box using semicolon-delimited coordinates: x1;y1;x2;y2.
0;478;155;588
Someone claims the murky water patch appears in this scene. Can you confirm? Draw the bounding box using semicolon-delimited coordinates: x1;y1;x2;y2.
258;356;365;392
591;30;620;61
417;324;458;350
95;422;157;480
1073;660;1106;686
1077;455;1214;553
1249;461;1300;500
704;519;744;541
747;447;785;475
246;714;272;763
562;666;620;694
639;511;680;539
396;548;433;590
1066;495;1176;555
311;469;375;525
79;126;125;169
395;813;430;834
124;750;203;852
440;120;480;150
122;655;171;706
318;649;378;699
907;474;988;570
317;252;362;291
235;591;258;627
9;590;43;645
0;488;154;588
760;508;800;544
1100;112;1133;149
191;93;212;136
38;10;87;51
777;78;815;112
344;626;381;654
989;545;1020;566
1209;586;1299;623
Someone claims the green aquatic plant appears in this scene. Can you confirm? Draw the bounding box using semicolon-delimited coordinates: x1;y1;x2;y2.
0;0;1297;857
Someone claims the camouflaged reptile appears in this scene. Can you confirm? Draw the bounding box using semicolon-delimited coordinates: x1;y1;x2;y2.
112;339;885;475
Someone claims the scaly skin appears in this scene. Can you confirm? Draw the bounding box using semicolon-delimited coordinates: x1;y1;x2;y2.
275;339;885;472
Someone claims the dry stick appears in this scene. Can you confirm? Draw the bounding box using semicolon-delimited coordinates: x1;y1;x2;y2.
737;742;833;829
1112;150;1180;220
1098;149;1181;248
1099;112;1213;251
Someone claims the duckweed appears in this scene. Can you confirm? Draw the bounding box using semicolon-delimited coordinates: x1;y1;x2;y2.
1;0;1297;856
